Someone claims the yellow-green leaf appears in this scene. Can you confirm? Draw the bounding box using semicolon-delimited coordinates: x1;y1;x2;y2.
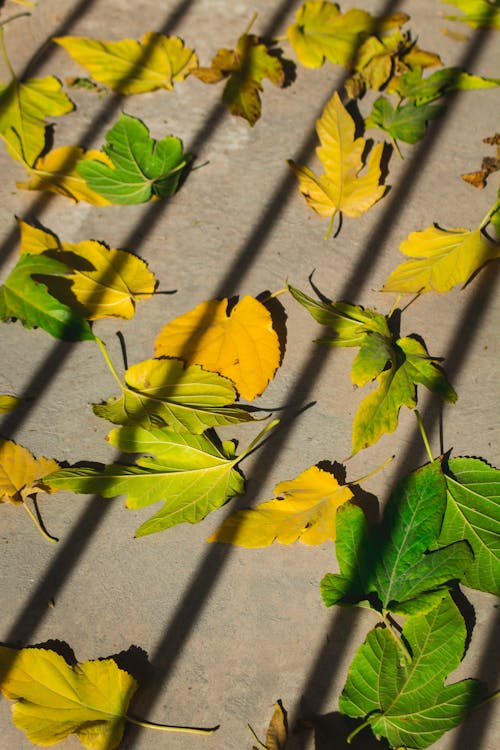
288;91;385;235
442;0;500;29
16;145;112;204
194;33;284;125
0;438;59;505
207;466;353;547
0;646;137;749
154;296;281;401
0;395;23;413
54;32;198;94
0;75;73;166
383;224;500;294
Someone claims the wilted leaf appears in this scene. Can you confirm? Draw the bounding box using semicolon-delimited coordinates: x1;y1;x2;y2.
154;296;281;401
365;97;445;145
0;438;59;505
93;357;257;433
461;133;500;188
17;145;112;204
321;461;472;615
0;395;23;413
339;594;484;748
288;92;385;236
54;32;198;94
0;73;73;166
442;0;500;29
393;66;500;105
208;465;353;547
382;222;500;294
437;457;500;595
0;253;95;341
46;421;277;537
194;32;284;126
77;113;190;204
251;701;288;750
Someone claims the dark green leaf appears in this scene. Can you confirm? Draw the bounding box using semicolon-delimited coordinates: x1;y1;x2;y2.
366;97;445;144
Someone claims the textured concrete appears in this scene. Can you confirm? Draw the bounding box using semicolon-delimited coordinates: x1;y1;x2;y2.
0;1;499;749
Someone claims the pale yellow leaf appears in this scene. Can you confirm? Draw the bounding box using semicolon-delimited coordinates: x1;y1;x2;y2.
154;296;280;401
54;33;198;94
383;225;500;293
0;395;23;414
0;438;59;505
207;466;353;547
16;145;112;204
18;219;60;255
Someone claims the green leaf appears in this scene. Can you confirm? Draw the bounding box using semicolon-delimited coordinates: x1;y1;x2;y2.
437;457;500;595
46;422;277;537
93;357;257;433
442;0;500;29
366;96;445;144
77;113;190;204
321;462;473;615
339;594;485;748
0;254;94;341
395;66;500;105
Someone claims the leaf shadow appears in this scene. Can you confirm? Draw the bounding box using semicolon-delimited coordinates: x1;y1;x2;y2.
294;711;390;750
108;645;152;684
258;289;288;367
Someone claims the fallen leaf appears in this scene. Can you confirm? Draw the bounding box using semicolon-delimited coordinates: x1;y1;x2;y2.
392;66;500;105
437;457;500;595
440;27;470;41
441;0;500;29
0;395;23;413
461;133;500;188
154;296;281;401
288;91;385;237
17;145;112;204
92;357;258;432
77;113;190;204
339;595;484;748
0;438;59;505
0;74;73;166
321;462;472;616
194;32;284;125
0;253;95;341
365;96;445;145
208;465;353;546
54;32;198;93
46;421;277;537
251;701;288;749
382;222;500;294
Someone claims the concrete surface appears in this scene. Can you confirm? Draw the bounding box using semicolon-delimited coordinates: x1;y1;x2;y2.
0;1;499;748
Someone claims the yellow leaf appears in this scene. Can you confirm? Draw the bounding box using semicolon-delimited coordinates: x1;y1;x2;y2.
264;702;288;750
288;91;385;235
0;75;73;166
0;438;59;505
0;646;137;749
18;219;61;254
154;296;280;401
207;466;353;547
16;145;112;204
0;395;23;414
54;33;198;94
382;225;500;294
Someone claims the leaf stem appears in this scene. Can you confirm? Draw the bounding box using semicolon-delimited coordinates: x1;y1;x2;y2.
22;499;58;543
95;336;125;389
474;688;500;710
0;11;31;31
125;714;218;734
236;418;280;464
390;136;403;160
350;455;394;485
247;722;268;749
479;197;500;230
243;11;258;36
262;287;288;301
346;716;374;743
414;410;434;463
0;25;15;78
324;210;338;240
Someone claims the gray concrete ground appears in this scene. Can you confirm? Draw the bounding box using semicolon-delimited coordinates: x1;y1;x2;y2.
0;1;499;748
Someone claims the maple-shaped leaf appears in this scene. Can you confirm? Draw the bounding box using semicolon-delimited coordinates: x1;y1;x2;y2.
208;465;353;547
0;72;73;166
46;421;277;537
321;461;472;616
77;113;190;204
18;220;156;320
194;31;284;126
93;357;258;433
382;212;500;294
0;395;22;413
392;66;500;105
16;145;112;204
0;438;59;505
436;457;500;595
0;253;95;341
289;285;456;452
54;32;198;94
366;96;445;145
154;295;281;401
442;0;500;29
251;701;288;750
288;92;385;237
339;594;484;748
